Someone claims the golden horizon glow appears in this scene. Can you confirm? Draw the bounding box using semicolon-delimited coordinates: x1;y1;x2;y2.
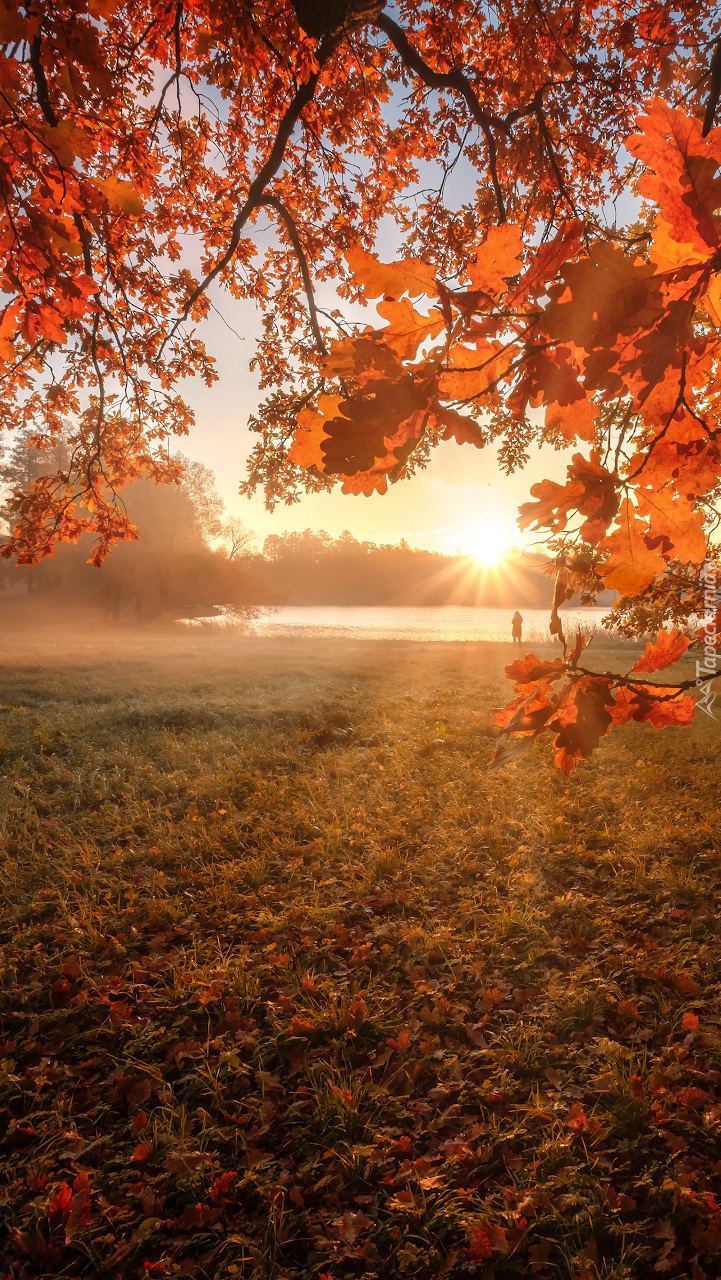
459;514;519;567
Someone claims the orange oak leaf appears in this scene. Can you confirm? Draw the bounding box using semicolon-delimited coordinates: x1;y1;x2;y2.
545;398;597;442
519;452;618;543
522;345;587;412
505;655;566;688
510;219;584;304
611;684;696;727
635;488;707;564
318;378;430;478
704;273;721;325
345;246;438;300
541;242;661;355
289;394;345;470
641;688;696;727
92;176;145;217
466;223;524;297
599;500;667;595
627;414;721;498
434;406;486;447
375;297;445;360
550;679;615;771
492;683;556;731
322;334;403;381
609;686;644;725
438;340;513;401
627;100;721;261
632;630;691;673
339;406;431;495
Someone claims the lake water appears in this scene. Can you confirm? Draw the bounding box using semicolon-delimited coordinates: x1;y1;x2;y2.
246;604;611;644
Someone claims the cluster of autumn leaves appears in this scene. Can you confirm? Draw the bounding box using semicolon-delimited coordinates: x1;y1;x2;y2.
491;630;697;774
286;101;721;767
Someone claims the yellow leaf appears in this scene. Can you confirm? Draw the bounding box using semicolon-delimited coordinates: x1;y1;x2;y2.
93;177;145;217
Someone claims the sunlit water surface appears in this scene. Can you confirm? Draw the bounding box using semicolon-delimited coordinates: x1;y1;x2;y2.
240;605;611;643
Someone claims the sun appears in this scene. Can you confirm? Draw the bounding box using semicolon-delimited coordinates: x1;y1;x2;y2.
461;515;518;567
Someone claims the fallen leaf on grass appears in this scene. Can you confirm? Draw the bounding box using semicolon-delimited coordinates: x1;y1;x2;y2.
163;1150;212;1173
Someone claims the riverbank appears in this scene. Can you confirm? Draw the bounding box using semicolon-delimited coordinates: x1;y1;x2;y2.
1;634;719;1279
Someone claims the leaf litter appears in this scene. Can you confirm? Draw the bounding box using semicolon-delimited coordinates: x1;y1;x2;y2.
0;634;720;1279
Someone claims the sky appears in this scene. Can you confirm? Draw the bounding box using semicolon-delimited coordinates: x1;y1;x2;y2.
172;116;579;561
179;289;570;558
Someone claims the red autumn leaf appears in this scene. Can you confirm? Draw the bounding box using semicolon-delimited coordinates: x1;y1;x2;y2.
47;1182;72;1219
469;1222;493;1260
643;691;696;728
505;655;566;687
674;973;701;996
211;1172;237;1202
289;1016;315;1036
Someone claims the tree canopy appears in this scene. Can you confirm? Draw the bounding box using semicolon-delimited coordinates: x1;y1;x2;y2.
2;0;721;765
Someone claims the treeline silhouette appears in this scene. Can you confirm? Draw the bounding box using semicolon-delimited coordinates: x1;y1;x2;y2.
2;433;608;617
253;530;560;607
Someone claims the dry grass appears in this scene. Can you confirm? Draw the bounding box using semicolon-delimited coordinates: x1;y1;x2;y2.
1;621;720;1280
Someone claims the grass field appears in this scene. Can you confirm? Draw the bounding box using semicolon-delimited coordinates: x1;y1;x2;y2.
1;618;720;1279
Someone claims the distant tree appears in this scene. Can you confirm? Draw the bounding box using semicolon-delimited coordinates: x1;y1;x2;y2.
1;428;71;590
0;427;70;509
180;459;226;546
0;441;255;620
221;516;255;562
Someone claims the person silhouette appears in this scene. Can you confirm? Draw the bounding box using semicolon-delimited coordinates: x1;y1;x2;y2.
511;611;523;645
